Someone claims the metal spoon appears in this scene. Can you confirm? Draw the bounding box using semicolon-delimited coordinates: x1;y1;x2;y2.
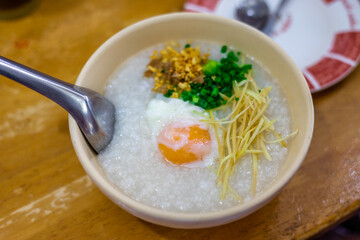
236;0;288;35
0;56;115;153
236;0;270;30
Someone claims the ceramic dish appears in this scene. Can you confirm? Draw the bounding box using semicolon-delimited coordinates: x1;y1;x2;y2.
184;0;360;92
69;13;314;229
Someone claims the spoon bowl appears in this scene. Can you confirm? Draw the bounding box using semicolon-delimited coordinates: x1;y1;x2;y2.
236;0;288;36
236;0;270;30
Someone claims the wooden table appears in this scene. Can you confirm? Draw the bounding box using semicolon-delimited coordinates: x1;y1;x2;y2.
0;1;359;239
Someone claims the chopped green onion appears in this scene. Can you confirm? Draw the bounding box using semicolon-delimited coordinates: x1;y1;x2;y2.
221;45;228;53
164;90;174;98
211;87;219;97
203;60;220;76
227;51;239;62
241;64;252;71
178;49;252;110
192;95;200;103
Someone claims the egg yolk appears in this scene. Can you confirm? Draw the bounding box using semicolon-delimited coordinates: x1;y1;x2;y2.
157;123;212;166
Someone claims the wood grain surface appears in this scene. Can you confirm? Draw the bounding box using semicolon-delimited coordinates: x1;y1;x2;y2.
0;1;359;239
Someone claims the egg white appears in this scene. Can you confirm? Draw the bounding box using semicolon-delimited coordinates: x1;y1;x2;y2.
145;96;219;168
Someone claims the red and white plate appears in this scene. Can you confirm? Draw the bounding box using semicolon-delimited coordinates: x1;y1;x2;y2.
184;0;360;92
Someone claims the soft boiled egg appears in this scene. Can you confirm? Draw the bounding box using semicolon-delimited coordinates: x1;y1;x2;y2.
145;97;218;168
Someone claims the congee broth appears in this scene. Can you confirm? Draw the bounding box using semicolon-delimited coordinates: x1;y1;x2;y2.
98;41;294;213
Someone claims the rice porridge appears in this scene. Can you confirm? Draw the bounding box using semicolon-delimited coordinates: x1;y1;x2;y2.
98;41;292;213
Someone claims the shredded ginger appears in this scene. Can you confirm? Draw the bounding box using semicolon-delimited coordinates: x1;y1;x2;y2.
201;74;298;200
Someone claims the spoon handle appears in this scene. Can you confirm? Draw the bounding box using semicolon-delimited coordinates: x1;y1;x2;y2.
0;56;114;153
263;0;288;36
0;56;88;117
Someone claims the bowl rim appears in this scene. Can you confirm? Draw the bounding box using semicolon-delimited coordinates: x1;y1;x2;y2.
70;12;314;223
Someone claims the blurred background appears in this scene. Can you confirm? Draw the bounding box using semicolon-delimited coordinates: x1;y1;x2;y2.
0;0;359;239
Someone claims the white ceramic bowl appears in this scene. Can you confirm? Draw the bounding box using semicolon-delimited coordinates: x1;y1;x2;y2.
69;13;314;229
